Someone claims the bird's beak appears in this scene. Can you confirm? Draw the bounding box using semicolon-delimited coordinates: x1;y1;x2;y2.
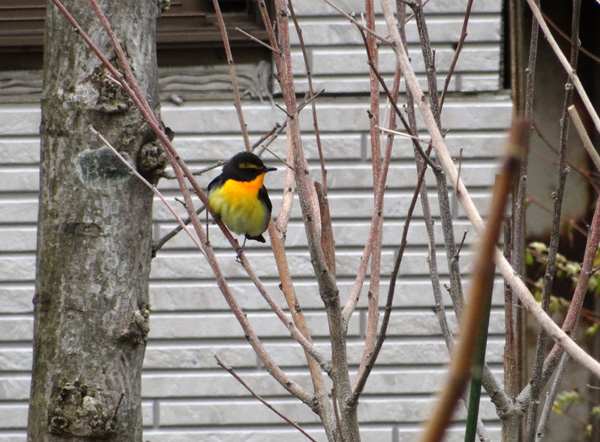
265;167;277;173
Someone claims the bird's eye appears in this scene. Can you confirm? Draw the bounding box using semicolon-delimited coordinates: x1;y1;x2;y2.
239;163;260;170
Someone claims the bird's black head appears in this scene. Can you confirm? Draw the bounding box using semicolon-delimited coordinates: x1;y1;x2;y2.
222;151;277;182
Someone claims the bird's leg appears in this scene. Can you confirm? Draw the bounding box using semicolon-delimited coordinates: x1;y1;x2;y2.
205;208;209;244
236;237;247;262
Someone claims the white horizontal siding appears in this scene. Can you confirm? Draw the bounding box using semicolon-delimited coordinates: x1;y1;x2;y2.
0;0;512;439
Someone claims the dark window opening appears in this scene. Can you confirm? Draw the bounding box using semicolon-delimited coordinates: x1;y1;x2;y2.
0;0;270;71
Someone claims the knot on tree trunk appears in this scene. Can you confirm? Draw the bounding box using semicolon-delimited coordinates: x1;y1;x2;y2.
138;139;167;183
49;379;117;438
119;302;151;345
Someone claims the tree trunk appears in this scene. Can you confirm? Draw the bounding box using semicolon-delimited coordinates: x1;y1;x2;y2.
28;1;162;440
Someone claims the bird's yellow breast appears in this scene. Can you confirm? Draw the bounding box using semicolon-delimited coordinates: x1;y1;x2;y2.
208;174;270;237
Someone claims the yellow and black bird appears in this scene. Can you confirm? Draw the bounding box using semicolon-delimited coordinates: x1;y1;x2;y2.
208;151;277;247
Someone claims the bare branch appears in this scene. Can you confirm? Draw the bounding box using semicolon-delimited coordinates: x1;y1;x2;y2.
539;191;600;376
160;161;225;180
211;0;252;151
288;0;328;191
439;0;474;109
151;204;206;256
526;195;588;237
214;354;319;442
569;105;600;173
315;182;336;275
323;0;392;44
351;135;427;401
541;11;600;65
353;0;392;393
534;354;569;442
236;27;281;53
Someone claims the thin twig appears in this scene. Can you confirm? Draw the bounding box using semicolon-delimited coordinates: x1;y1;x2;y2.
212;0;252;151
323;0;392;44
351;97;428;405
274;102;294;118
235;27;281;53
534;353;569;442
375;126;428;143
288;0;328;192
526;196;588;236
400;0;456;357
511;3;540;393
214;354;318;442
263;9;336;423
439;0;474;109
88;0;155;119
151;204;206;256
404;10;496;427
455;231;468;258
543;192;600;371
268;220;338;437
569;105;600;173
160;161;225;180
105;392;125;433
456;148;463;191
516;191;600;413
356;27;414;138
531;121;600;195
271;91;327;235
408;0;467;330
541;11;600;65
341;25;398;323
400;5;491;437
502;219;521;437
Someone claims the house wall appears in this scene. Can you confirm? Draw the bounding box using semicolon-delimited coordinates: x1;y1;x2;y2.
0;0;512;440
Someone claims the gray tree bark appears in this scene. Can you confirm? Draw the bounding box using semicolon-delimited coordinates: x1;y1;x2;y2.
28;1;163;440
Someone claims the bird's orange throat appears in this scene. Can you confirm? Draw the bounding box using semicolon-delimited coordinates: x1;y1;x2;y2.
219;173;265;203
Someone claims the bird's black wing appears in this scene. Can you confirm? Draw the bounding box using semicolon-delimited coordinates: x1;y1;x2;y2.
207;174;224;192
258;185;272;214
